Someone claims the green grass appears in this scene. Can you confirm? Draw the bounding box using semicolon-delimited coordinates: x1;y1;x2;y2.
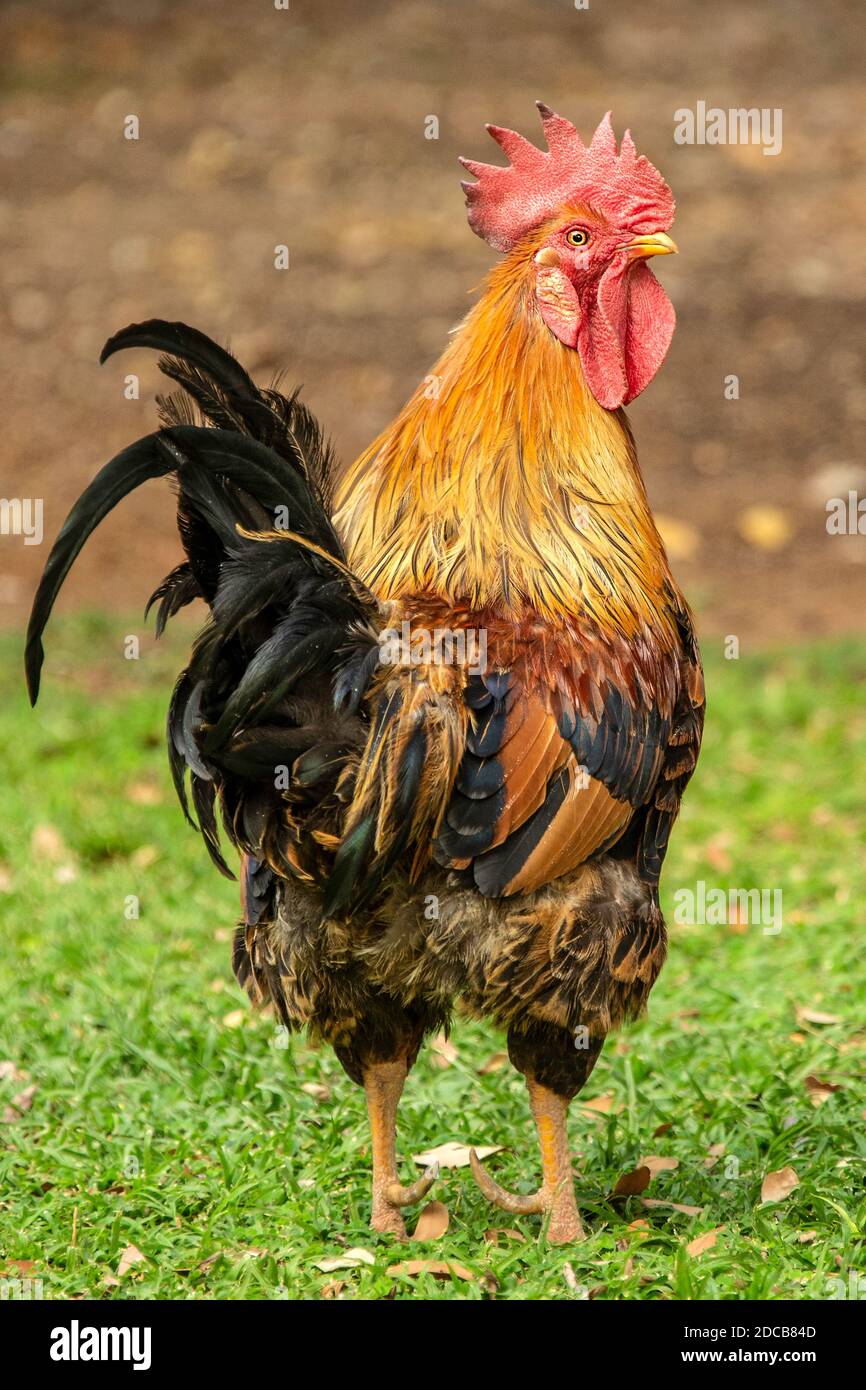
1;614;864;1300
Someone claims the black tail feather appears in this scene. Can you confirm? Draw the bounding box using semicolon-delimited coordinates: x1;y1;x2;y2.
101;319;334;509
145;562;200;637
25;433;177;704
28;319;388;910
100;320;277;443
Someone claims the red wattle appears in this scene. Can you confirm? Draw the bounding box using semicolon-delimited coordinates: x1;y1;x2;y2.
621;261;676;403
576;260;675;409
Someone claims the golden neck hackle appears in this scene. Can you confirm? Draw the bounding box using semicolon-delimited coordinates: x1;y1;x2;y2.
334;248;676;641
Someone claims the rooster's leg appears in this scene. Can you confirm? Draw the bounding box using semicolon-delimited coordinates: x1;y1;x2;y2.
470;1024;604;1244
362;1059;438;1238
471;1081;583;1242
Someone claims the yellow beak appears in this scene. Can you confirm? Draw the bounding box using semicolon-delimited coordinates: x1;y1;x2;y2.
625;231;678;259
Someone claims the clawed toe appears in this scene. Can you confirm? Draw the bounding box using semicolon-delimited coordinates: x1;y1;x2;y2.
371;1160;440;1239
469;1148;585;1242
469;1148;546;1215
385;1160;439;1209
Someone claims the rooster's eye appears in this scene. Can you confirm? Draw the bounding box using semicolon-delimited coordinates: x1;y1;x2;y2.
566;228;590;247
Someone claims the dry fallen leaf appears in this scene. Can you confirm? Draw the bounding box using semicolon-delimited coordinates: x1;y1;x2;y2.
579;1093;619;1115
484;1227;525;1245
221;1009;246;1029
301;1082;331;1102
12;1084;37;1112
613;1165;652;1196
478;1051;508;1075
641;1198;705;1217
412;1141;502;1170
386;1259;475;1282
117;1244;146;1277
652;1121;673;1138
562;1261;581;1293
705;832;734;873
429;1034;459;1069
796;1006;842;1026
686;1227;724;1257
31;823;68;861
126;781;163;805
411;1201;449;1241
313;1247;375;1273
0;1061;27;1083
703;1142;726;1169
130;845;159;869
321;1279;347;1299
804;1074;842;1107
797;1231;818;1245
197;1252;224;1272
761;1166;800;1204
2;1084;37;1123
29;817;77;884
637;1155;679;1176
726;900;750;933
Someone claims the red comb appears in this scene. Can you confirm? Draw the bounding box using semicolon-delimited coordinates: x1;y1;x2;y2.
460;105;675;252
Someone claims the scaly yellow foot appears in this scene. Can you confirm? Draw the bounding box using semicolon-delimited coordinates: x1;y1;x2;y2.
470;1079;585;1244
363;1059;438;1239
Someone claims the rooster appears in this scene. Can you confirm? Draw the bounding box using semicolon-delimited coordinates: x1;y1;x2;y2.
26;106;703;1244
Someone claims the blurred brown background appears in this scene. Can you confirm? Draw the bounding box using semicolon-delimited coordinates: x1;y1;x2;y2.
2;0;864;644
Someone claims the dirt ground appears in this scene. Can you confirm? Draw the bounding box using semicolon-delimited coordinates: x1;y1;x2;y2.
1;0;864;647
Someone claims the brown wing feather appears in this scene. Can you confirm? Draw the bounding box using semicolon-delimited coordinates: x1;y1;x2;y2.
435;601;699;898
489;696;572;846
498;767;631;896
